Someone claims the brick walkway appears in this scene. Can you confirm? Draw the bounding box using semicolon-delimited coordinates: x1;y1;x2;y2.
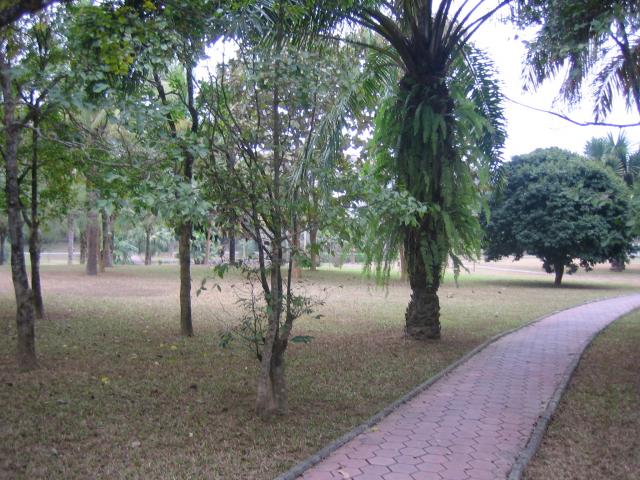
295;294;640;480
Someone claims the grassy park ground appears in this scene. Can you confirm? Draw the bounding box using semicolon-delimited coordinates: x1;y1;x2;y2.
1;257;639;479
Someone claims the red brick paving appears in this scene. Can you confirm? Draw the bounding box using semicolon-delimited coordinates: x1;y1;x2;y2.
297;295;640;480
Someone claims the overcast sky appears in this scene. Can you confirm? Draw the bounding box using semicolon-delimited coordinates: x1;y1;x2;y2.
473;17;640;161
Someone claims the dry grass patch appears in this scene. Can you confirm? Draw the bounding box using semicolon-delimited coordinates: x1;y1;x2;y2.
0;263;637;479
524;311;640;480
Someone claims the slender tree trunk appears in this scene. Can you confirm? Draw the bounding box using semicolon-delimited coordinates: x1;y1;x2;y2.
144;228;152;265
204;224;211;266
256;52;287;418
554;263;564;287
29;124;44;319
399;243;408;282
229;233;236;265
101;211;113;268
67;214;74;265
0;230;6;265
179;222;193;336
153;66;194;336
86;190;99;276
309;224;318;271
291;227;300;280
1;49;36;369
79;229;87;265
332;242;342;268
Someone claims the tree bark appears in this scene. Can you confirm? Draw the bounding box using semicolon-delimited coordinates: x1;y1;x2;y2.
1;48;37;369
0;229;6;265
229;233;236;265
66;214;74;265
144;227;152;265
179;221;193;336
309;224;318;271
399;243;408;282
101;211;113;268
554;263;564;287
404;230;441;339
79;229;87;265
256;342;287;418
291;227;300;280
86;190;99;276
29;124;44;319
204;224;211;266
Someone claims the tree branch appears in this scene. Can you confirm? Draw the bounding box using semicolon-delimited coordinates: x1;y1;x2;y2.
504;95;640;127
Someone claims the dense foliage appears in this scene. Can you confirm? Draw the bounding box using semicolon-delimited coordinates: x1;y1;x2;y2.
484;148;633;285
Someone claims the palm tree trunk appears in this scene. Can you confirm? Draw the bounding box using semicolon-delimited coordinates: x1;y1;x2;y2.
404;229;441;339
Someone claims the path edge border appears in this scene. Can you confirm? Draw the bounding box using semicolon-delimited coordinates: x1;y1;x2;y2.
275;294;632;480
506;297;640;480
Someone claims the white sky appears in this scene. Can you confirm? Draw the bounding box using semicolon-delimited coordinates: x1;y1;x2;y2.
473;17;640;161
198;13;640;163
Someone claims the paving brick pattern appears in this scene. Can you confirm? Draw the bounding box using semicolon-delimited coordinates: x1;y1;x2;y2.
297;294;640;480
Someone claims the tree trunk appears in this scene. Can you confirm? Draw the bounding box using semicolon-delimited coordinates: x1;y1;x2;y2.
256;57;287;419
67;214;74;265
291;227;300;280
204;224;211;266
309;225;318;271
0;230;6;265
29;125;44;319
29;225;44;319
1;49;37;369
256;342;287;418
101;211;113;268
399;243;408;282
229;233;236;265
144;228;152;265
609;258;625;272
332;242;342;268
404;230;441;340
554;263;564;287
179;221;193;336
79;230;87;265
86;190;99;276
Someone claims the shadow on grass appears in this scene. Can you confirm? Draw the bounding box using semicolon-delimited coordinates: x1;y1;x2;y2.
469;277;630;291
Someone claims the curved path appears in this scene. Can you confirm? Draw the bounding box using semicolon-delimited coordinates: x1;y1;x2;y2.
285;294;640;480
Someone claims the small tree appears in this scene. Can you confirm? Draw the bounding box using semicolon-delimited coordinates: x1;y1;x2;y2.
484;148;633;286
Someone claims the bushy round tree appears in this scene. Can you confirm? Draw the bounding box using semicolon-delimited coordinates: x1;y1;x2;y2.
484;148;633;286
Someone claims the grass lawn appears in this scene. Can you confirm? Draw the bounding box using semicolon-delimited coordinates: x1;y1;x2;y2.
524;310;640;480
1;258;639;479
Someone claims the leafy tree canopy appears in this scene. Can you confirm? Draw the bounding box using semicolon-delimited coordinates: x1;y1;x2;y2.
484;147;633;285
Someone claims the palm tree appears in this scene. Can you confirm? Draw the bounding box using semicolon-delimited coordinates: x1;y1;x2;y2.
585;132;639;271
340;1;508;339
585;132;638;187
